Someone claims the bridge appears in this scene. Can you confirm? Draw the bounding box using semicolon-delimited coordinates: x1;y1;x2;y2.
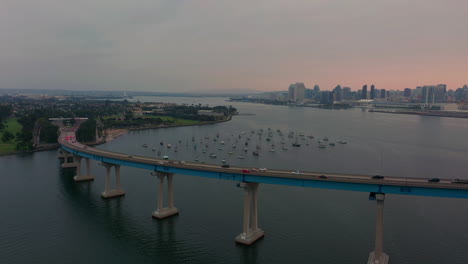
58;128;468;264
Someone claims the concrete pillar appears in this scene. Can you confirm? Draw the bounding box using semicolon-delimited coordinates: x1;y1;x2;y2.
115;165;122;190
75;156;82;177
367;193;389;264
104;164;111;193
152;172;179;219
251;184;258;231
73;157;95;182
86;158;91;176
157;175;164;211
167;174;175;209
242;187;251;236
101;163;125;199
235;182;264;245
61;152;78;168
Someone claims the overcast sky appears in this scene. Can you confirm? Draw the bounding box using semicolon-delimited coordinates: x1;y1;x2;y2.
1;0;467;92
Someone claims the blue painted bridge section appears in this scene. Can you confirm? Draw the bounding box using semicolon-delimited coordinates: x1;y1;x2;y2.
61;145;468;199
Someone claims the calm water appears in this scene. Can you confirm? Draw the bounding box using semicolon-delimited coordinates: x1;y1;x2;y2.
2;96;468;264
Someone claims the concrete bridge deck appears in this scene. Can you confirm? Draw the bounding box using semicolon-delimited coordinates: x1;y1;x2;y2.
59;130;468;199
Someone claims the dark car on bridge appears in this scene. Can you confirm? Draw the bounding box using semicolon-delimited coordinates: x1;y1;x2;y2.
428;178;440;183
221;164;230;168
372;175;384;180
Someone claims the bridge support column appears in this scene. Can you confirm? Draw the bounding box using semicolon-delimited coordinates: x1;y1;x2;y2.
60;151;78;168
152;172;179;219
101;163;125;199
74;157;94;182
235;182;264;245
367;193;389;264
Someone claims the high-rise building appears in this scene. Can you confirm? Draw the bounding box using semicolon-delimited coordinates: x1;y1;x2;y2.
294;83;306;102
343;87;352;100
362;85;368;99
370;84;375;99
435;84;447;102
455;85;468;101
288;83;306;102
305;88;314;99
422;84;447;104
288;84;295;101
380;89;386;99
320;91;333;104
333;85;343;101
403;88;412;97
313;85;320;93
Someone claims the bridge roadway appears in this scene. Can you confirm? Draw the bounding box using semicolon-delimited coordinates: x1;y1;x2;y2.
59;131;468;199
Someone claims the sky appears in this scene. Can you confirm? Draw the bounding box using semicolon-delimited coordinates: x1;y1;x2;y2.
1;0;467;93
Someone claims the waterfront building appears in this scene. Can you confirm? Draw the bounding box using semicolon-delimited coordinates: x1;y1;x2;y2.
422;84;447;105
294;83;306;102
288;83;306;103
288;84;295;101
370;84;375;99
404;88;412;97
381;89;386;99
343;87;352;100
333;85;343;101
374;89;380;99
313;85;320;93
362;85;368;99
320;91;333;104
305;88;314;99
455;85;468;101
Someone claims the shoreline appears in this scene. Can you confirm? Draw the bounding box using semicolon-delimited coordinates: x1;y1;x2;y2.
102;113;235;144
369;109;468;119
0;113;236;157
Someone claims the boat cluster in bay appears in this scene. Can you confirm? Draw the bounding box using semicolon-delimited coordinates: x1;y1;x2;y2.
141;128;348;164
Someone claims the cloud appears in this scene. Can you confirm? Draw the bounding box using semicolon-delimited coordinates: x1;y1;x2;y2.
0;0;467;92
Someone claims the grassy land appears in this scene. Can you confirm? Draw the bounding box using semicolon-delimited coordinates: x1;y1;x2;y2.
102;115;123;120
0;118;22;155
155;116;201;125
103;115;203;126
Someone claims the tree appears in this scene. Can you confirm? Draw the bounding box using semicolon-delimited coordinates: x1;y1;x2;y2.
1;131;14;142
76;119;96;142
124;111;134;120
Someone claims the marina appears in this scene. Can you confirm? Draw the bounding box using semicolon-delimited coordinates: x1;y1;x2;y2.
137;128;348;167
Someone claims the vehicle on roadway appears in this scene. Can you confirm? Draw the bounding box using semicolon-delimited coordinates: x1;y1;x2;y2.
428;178;440;183
372;175;384;180
292;170;302;175
259;168;268;171
319;175;328;179
221;164;230;168
242;169;250;173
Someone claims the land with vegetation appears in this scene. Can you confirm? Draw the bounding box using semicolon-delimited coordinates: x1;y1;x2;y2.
0;96;237;155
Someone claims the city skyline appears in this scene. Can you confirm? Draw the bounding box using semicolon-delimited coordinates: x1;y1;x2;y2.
1;1;467;92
